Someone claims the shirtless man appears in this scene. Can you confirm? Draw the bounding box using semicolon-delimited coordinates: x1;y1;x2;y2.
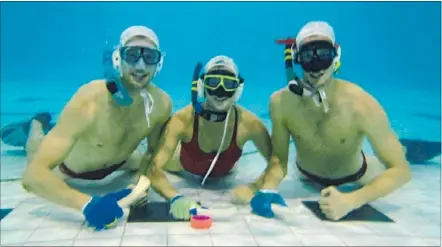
247;21;412;220
21;26;172;230
145;56;272;220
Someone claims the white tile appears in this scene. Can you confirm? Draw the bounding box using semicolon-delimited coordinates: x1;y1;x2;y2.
339;235;382;246
73;237;122;246
23;240;74;246
120;235;167;246
326;222;374;236
246;217;292;235
362;222;414;237
287;215;331;235
401;222;441;238
27;227;80;242
167;234;213;246
295;233;346;246
424;237;441;246
0;214;44;230
39;209;85;228
254;233;303;246
0;229;34;245
167;222;211;235
209;220;250;234
211;234;257;246
124;222;167;236
375;236;432;246
76;224;125;239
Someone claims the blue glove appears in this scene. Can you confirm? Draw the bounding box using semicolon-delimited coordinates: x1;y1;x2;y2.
82;188;131;230
250;189;288;218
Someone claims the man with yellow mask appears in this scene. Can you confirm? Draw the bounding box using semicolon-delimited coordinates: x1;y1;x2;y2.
245;21;412;221
21;25;172;230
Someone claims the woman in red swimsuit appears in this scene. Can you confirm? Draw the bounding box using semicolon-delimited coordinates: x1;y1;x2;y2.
145;55;273;220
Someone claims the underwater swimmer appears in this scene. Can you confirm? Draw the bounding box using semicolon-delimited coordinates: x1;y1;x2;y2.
21;26;172;230
249;21;411;220
145;55;273;220
1;112;54;148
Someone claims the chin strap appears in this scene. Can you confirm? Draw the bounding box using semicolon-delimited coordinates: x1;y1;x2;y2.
140;90;154;128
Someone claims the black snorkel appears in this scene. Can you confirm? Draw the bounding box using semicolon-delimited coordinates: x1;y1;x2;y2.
277;38;320;100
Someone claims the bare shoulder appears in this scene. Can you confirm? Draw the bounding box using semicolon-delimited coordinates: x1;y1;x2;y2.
269;87;298;121
336;79;388;124
168;104;194;130
54;80;107;135
236;106;262;127
62;80;107;120
150;84;172;112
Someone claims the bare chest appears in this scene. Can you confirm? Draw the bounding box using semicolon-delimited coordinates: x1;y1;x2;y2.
288;103;360;154
89;107;149;154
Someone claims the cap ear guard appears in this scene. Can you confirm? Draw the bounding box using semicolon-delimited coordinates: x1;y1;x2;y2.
332;44;341;73
197;75;205;99
196;74;244;102
112;47;121;71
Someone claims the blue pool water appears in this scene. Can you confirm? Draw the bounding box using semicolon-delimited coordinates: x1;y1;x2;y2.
1;1;440;174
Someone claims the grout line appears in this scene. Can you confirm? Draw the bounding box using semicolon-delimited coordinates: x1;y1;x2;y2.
119;220;128;246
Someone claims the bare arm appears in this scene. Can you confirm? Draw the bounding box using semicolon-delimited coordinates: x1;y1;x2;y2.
259;92;291;189
350;97;412;207
144;114;185;200
22;86;95;211
246;116;273;190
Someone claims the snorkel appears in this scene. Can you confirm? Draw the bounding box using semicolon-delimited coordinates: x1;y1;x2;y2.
103;50;134;106
191;62;204;115
276;37;341;113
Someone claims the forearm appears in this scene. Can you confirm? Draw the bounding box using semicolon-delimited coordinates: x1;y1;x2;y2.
350;167;412;208
138;151;154;177
147;166;179;200
259;158;288;190
22;168;91;211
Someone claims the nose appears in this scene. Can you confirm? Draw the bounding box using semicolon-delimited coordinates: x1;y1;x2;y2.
134;56;147;69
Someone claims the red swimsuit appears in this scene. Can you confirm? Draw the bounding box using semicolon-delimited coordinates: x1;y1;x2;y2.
180;108;243;178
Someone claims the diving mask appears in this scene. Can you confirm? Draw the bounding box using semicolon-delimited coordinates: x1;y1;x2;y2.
120;46;162;66
203;75;240;92
203;71;240;98
296;40;336;73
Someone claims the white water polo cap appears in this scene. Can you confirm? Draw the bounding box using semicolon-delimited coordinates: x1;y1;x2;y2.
204;55;239;76
295;21;335;50
120;25;160;49
198;55;243;102
113;25;164;75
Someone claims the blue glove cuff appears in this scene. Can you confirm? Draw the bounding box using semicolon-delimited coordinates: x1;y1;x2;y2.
259;189;279;194
169;194;184;204
82;197;94;213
